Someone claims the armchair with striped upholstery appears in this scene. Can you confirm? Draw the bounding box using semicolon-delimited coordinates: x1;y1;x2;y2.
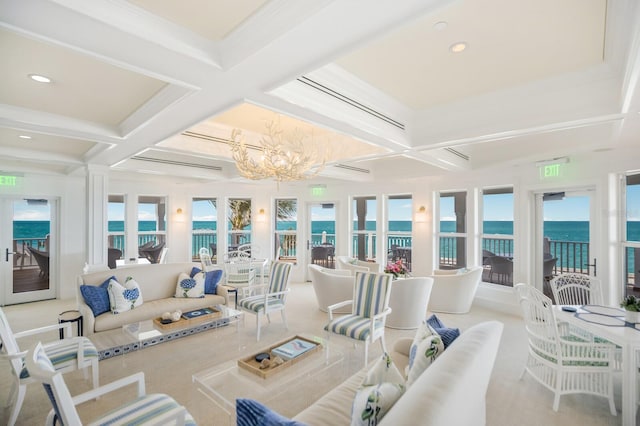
0;307;99;426
324;271;393;366
238;261;293;341
25;341;195;426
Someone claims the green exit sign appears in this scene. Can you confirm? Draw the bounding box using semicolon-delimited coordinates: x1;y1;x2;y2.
0;175;17;186
541;164;562;179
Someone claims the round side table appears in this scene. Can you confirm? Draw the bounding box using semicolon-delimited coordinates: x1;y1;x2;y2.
58;310;83;339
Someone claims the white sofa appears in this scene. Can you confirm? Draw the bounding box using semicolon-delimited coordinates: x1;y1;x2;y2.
77;263;229;335
336;256;382;274
308;264;353;314
293;320;503;425
386;276;434;329
428;266;483;314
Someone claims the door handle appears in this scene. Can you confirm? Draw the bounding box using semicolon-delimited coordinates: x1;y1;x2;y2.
6;248;17;262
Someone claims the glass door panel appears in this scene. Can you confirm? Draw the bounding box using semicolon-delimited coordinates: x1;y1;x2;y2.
1;198;56;305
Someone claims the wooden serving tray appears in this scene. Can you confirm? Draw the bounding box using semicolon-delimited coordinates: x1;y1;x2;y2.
237;335;321;379
152;307;221;330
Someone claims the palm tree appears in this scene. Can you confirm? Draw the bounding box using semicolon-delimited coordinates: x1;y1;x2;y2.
228;199;251;244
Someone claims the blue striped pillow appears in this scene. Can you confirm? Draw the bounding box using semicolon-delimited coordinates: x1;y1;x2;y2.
426;314;460;348
236;398;305;426
80;276;114;317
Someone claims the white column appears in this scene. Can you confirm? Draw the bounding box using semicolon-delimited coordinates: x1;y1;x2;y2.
85;165;109;268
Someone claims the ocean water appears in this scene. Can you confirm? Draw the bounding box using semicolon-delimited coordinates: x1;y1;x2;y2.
14;220;640;242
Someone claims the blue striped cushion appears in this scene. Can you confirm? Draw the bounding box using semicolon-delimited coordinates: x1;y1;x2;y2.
324;315;382;341
95;393;196;425
353;272;392;318
268;262;292;299
239;297;284;313
236;398;305;426
426;314;460;348
21;338;98;379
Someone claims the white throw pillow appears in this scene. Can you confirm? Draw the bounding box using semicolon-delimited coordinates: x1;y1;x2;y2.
175;271;205;298
363;352;405;386
108;277;143;314
351;383;404;426
406;322;444;386
351;353;405;426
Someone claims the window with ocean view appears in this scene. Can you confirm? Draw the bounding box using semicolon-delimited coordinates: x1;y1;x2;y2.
227;198;251;252
108;195;125;254
352;196;376;261
192;198;217;262
482;187;514;286
275;199;297;262
624;173;640;296
137;196;166;248
439;191;467;269
387;195;412;271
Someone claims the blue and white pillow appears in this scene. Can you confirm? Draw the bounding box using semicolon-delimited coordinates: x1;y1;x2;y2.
80;275;114;317
236;398;305;426
406;322;444;386
426;314;460;349
190;267;223;294
108;276;143;314
175;272;205;298
352;353;405;426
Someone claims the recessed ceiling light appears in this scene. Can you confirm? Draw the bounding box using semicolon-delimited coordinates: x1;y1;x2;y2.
19;135;32;139
433;21;448;31
449;42;467;53
28;74;52;83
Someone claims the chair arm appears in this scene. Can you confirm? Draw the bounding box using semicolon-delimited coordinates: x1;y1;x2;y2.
369;307;392;328
14;322;72;339
0;350;28;360
72;372;146;405
327;300;353;320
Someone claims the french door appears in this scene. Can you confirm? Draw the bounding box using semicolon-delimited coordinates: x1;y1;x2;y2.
534;189;596;295
306;202;337;272
0;198;56;305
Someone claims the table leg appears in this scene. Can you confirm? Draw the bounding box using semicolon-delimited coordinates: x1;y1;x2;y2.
621;344;638;425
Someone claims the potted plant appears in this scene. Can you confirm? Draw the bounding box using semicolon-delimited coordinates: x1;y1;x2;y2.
384;260;409;279
620;295;640;323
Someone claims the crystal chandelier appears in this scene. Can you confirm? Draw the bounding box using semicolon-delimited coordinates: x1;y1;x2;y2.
229;120;326;183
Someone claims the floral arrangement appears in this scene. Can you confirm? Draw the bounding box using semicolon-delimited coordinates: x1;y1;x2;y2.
620;295;640;312
384;260;409;278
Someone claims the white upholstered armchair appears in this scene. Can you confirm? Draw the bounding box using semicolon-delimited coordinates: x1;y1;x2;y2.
428;266;483;314
386;277;434;329
308;264;354;314
335;256;382;274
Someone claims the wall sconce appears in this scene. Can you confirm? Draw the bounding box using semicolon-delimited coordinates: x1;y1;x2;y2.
415;205;428;223
256;208;266;223
174;207;185;223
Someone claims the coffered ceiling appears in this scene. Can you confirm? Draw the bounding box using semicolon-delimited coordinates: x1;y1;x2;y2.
0;0;638;184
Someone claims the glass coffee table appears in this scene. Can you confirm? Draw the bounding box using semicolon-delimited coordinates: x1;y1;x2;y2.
94;305;242;360
193;335;345;425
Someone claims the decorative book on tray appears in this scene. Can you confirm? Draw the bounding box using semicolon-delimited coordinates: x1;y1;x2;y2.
182;307;218;320
271;338;318;361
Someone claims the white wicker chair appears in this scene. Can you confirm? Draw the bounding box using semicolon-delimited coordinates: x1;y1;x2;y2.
514;283;617;415
549;273;603;305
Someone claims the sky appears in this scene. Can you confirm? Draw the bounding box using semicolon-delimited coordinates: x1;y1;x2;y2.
11;185;640;222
